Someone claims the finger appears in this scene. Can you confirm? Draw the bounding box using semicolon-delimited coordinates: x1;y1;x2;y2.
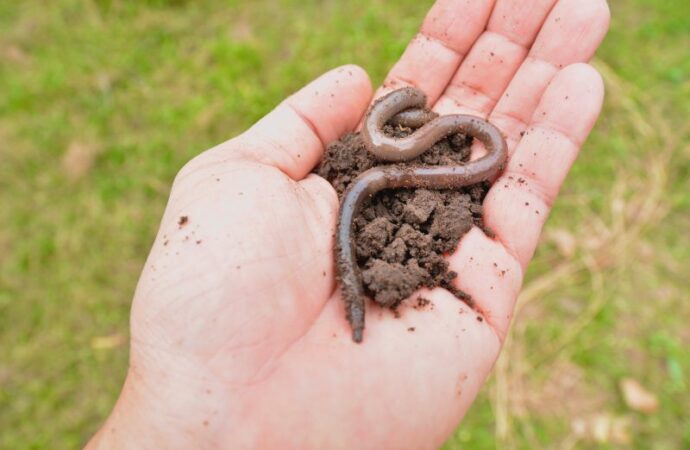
236;65;372;180
443;227;523;338
485;63;605;269
489;0;610;148
433;0;558;116
376;0;496;105
438;64;603;337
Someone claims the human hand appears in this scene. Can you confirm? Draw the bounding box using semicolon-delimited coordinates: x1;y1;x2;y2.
87;1;609;448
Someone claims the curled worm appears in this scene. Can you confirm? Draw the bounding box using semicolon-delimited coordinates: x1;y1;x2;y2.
387;108;439;129
337;87;508;343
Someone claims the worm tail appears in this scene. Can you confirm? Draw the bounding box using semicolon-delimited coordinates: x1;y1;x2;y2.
349;301;365;343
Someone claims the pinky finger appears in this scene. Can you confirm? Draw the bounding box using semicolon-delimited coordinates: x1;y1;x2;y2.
483;63;605;269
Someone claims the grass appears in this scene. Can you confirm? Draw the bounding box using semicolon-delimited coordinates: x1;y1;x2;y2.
1;0;688;448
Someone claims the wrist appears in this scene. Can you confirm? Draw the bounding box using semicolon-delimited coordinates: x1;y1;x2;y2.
86;371;161;450
87;366;209;450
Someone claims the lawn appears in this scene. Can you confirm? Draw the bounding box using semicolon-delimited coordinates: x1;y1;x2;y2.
1;0;688;448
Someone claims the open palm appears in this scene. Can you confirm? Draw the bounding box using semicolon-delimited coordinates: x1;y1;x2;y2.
88;1;610;449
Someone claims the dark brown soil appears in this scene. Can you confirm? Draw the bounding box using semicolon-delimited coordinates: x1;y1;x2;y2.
316;117;491;310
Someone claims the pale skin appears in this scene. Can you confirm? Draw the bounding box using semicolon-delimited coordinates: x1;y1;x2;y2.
87;1;610;449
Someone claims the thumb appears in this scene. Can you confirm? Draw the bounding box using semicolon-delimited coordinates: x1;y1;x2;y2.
236;64;373;180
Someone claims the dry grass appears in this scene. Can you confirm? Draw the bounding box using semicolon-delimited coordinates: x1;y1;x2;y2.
491;57;686;449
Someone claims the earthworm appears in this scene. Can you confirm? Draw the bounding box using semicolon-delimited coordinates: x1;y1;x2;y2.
337;87;508;343
387;108;439;128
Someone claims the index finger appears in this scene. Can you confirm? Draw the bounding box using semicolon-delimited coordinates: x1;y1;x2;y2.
376;0;496;105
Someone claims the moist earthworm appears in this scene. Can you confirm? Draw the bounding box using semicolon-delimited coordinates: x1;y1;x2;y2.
387;108;439;128
337;87;508;343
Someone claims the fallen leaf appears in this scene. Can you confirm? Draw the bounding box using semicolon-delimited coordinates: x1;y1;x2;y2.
194;102;222;129
2;45;29;65
91;333;125;350
231;20;254;41
609;416;632;445
620;378;659;414
572;413;631;445
62;140;98;179
0;365;12;384
95;72;113;93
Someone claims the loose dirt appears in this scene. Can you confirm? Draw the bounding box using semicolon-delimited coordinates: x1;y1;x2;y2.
317;118;492;310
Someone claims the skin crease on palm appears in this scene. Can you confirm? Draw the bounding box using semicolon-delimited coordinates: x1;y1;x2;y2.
87;0;610;449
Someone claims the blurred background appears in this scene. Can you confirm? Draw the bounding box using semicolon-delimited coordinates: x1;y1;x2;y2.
1;0;688;448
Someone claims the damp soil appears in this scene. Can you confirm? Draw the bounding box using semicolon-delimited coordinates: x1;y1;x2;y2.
316;116;492;310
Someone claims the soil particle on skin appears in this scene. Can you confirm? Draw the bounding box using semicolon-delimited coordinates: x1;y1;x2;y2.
414;296;432;310
316;117;490;311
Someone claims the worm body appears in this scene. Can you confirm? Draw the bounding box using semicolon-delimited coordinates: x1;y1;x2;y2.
337;87;508;343
387;108;439;128
362;87;505;162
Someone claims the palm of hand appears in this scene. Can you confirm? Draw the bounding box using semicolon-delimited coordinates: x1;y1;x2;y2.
94;1;609;449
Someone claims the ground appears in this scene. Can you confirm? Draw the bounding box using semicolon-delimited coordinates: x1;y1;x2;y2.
0;0;688;448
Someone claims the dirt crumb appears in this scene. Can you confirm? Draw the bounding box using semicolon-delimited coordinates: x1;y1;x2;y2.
316;115;489;311
361;259;428;307
414;296;432;310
